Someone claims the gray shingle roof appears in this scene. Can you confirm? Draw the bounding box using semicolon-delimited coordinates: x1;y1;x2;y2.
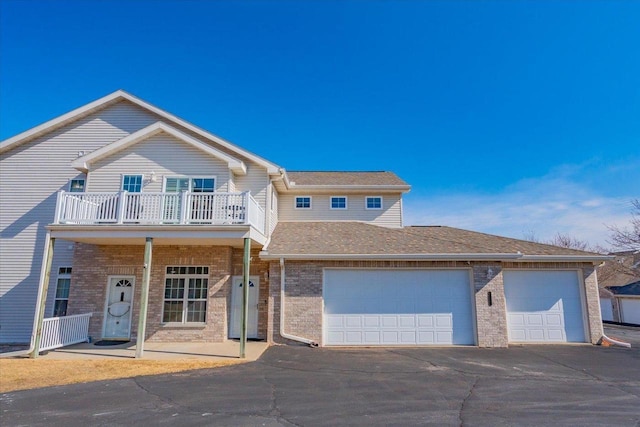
287;171;408;186
263;222;602;257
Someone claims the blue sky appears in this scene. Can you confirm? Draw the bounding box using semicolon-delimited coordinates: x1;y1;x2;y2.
1;0;638;247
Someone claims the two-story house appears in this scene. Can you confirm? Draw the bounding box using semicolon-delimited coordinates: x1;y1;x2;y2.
0;91;609;350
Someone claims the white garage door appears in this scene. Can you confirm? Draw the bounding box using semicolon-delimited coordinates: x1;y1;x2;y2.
323;269;475;346
600;298;614;322
504;271;586;343
620;299;640;325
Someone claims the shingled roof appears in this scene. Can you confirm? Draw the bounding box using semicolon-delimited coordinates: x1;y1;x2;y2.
286;171;408;187
261;222;607;261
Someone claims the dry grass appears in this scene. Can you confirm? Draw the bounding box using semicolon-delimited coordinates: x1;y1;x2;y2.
0;359;242;393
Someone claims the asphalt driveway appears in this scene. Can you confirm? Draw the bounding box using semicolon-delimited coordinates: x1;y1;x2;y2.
2;326;639;426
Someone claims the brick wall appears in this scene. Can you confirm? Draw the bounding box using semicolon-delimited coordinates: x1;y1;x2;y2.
473;265;508;347
268;260;603;347
70;243;241;342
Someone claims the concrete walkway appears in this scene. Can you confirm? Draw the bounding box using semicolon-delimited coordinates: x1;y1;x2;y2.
38;340;270;361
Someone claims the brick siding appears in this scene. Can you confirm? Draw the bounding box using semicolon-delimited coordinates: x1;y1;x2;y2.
268;260;603;347
69;243;269;343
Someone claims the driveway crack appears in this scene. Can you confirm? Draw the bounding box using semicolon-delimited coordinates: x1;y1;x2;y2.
459;377;479;427
261;373;302;427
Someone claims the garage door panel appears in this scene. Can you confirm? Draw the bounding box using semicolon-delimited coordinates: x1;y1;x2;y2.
504;271;586;343
324;270;474;346
621;299;640;325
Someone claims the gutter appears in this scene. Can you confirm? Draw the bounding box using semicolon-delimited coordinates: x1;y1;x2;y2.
279;258;318;347
262;253;524;261
261;252;614;263
518;255;615;262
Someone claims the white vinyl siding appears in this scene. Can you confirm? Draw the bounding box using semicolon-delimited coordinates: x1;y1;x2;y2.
88;132;231;193
269;186;279;234
0;100;159;343
279;193;403;228
233;165;269;211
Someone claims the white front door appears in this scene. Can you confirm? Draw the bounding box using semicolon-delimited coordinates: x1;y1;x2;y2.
103;276;135;340
229;276;259;339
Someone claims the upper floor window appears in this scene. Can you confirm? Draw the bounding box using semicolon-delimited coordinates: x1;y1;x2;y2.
366;196;383;210
69;178;85;193
122;175;143;193
330;196;347;210
165;177;215;193
53;267;72;317
295;196;312;209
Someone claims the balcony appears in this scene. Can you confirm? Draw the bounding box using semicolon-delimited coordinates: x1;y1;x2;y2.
53;191;266;234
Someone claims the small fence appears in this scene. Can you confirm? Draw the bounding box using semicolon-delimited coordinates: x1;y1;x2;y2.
39;313;92;352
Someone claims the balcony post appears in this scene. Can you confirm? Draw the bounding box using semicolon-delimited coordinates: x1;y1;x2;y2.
240;237;251;359
116;190;127;224
243;191;250;225
135;237;153;358
180;191;189;224
30;234;55;358
54;190;65;224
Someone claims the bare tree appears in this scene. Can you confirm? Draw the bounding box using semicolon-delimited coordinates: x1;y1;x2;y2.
607;199;640;251
548;233;591;251
599;199;640;285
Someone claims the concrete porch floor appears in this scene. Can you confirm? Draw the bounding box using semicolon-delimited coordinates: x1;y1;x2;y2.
38;340;270;361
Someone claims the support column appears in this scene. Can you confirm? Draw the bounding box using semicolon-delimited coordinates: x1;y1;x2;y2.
135;237;153;358
30;235;55;359
240;237;251;358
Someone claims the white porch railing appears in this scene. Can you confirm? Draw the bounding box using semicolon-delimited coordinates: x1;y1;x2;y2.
39;313;92;352
54;191;266;234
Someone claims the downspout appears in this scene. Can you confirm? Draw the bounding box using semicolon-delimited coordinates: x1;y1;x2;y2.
1;232;54;358
279;258;318;347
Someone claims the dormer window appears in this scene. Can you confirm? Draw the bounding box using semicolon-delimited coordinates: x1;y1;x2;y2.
366;196;383;210
331;196;347;210
295;196;312;209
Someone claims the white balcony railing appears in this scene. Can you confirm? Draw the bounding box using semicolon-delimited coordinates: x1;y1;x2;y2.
54;191;266;234
39;313;92;352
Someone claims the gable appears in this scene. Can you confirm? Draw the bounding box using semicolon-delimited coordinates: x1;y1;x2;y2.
87;131;236;193
0;90;282;175
72;122;246;175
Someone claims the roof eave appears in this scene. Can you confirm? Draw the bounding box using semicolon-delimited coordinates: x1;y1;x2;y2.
518;254;615;263
1;90;282;173
284;184;412;193
259;252;523;261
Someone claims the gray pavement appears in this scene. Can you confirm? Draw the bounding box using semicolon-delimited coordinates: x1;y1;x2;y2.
2;326;640;426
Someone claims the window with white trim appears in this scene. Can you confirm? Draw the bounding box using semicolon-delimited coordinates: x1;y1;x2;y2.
53;267;72;317
164;177;215;193
163;266;209;323
330;196;347;209
122;175;143;192
69;178;85;193
366;196;383;210
295;196;312;209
